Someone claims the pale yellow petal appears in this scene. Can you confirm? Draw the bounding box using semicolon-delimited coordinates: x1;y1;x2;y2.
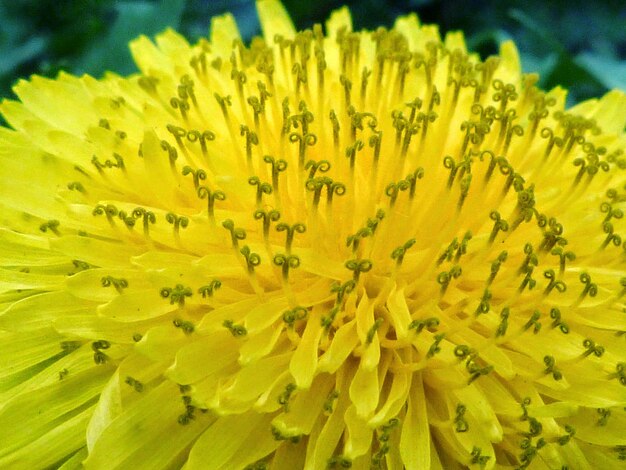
495;40;522;82
400;373;431;469
0;366;110;455
186;411;276;470
256;0;296;41
344;404;373;460
0;406;93;469
166;331;240;384
210;13;241;57
84;381;213;469
349;360;379;418
271;374;333;437
567;89;626;134
289;312;323;388
326;6;353;37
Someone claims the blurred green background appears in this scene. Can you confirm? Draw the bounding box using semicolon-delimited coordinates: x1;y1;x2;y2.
1;0;624;107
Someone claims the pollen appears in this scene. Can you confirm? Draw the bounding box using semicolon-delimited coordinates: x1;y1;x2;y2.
0;1;625;469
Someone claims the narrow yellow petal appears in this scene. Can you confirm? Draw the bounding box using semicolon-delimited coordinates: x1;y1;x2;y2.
0;406;92;469
210;13;241;57
256;0;296;41
84;381;212;469
400;373;431;469
326;6;353;36
289;313;323;388
185;411;271;470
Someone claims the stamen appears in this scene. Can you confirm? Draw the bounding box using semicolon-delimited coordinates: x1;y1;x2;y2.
426;333;445;358
454;404;469;432
288;131;317;170
248;176;273;207
304;159;331;180
132;208;157;237
277;383;297;411
549;307;569;333
607;362;626;385
160;284;192;306
345;139;364;172
581;338;604;358
173;318;195;334
577;272;598;303
92;340;111;365
263;155;288;193
282;306;308;328
240;245;262;273
125;376;144;392
93;204;119;227
323;390;339;415
331;280;356;306
222;219;247;249
160;141;179;170
391;238;416;268
101;276;128;293
39;219;61;236
345;258;373;283
469;446;491;468
223;319;247;337
198;280;221;298
488;211;509;243
165;212;189;241
543;356;563;380
240;125;259;165
182;165;207;189
254;209;281;240
495;308;510;337
523;311;542;334
487;251;508;285
197;186;226;221
67;181;85;193
276;222;306;254
474;288;491;316
408;317;440;334
170;97;190;121
437;265;462;294
273;253;301;281
366;318;384;344
91;153;125;173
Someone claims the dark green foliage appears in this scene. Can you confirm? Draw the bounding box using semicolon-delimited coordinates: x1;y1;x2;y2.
0;0;624;105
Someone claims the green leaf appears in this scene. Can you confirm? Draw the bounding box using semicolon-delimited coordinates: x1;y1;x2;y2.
575;53;626;91
0;36;47;76
73;0;186;77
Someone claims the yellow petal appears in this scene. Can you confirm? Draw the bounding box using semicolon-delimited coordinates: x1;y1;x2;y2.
84;381;213;469
289;313;323;388
318;320;359;373
272;374;333;437
568;89;626;134
186;411;277;470
0;291;95;332
344;404;373;460
349;359;379;418
256;0;296;41
326;6;353;37
0;406;93;469
166;331;240;385
400;373;431;469
0;366;110;456
210;13;241;58
368;370;411;428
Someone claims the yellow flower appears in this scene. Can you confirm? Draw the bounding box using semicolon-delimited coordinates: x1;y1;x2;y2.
1;0;625;468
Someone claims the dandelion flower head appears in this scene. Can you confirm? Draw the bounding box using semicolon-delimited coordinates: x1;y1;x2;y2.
0;1;625;468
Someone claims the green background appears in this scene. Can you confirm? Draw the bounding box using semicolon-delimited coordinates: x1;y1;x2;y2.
1;0;624;107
